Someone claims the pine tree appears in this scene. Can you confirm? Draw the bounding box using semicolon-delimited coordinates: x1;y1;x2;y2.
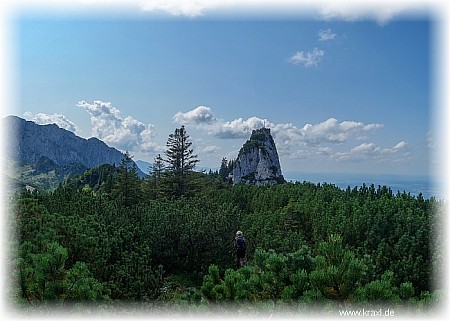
309;234;366;303
164;126;199;197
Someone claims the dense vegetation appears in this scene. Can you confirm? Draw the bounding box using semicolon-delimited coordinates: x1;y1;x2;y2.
7;155;88;192
6;126;445;317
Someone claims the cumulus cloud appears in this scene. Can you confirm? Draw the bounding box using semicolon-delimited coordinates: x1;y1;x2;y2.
202;145;221;154
174;107;383;145
393;141;407;150
77;100;160;153
24;111;78;133
50;0;228;18
174;107;268;139
72;1;417;22
334;141;408;162
173;106;410;164
173;106;216;125
215;117;267;139
287;48;325;67
274;118;383;147
138;0;231;17
316;1;411;25
173;106;390;160
318;28;337;41
175;109;384;151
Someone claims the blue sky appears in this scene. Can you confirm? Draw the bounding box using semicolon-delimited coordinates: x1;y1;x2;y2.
8;2;440;176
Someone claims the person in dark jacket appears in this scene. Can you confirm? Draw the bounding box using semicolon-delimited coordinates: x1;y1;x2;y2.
235;231;246;268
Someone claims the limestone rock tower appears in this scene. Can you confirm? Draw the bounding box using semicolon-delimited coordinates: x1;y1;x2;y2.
232;127;284;185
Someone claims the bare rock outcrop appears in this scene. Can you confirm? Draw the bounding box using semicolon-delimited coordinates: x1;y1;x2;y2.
232;127;284;185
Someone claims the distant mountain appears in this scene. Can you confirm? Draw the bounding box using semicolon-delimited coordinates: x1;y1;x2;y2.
135;160;152;174
3;115;144;191
232;127;285;185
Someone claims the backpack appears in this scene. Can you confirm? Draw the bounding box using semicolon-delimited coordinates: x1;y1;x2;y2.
236;236;246;252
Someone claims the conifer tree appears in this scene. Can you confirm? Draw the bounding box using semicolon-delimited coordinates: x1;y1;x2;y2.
310;234;366;303
164;126;199;197
113;151;141;207
145;153;166;199
152;154;165;178
218;157;229;182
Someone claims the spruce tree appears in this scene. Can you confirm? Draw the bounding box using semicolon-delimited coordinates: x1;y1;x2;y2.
218;157;229;182
113;151;141;207
152;154;165;180
164;126;199;198
145;153;166;199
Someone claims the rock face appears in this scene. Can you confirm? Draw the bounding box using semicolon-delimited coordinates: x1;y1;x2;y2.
232;127;284;185
4;115;143;175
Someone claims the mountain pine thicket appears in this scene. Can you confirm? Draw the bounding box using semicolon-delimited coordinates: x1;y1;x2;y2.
6;126;446;317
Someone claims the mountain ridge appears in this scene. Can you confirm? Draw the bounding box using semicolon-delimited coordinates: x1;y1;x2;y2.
3;115;144;190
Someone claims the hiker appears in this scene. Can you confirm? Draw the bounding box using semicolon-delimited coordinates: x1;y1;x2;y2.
235;231;246;268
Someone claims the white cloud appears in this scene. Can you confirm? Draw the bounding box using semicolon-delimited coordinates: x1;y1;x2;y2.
274;118;383;147
77;100;160;153
172;106;400;165
393;141;407;150
173;106;216;125
215;117;267;139
138;0;228;17
319;1;392;24
8;1;428;21
172;106;413;166
316;0;426;26
20;0;227;18
334;141;408;162
24;111;79;133
202;145;221;154
318;28;337;41
174;107;384;147
352;142;377;154
173;106;268;139
287;47;325;67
